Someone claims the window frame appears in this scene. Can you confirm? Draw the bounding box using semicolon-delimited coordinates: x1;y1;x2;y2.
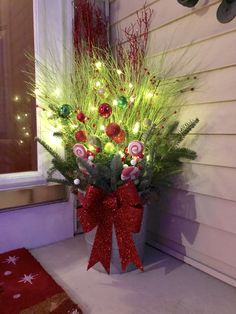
0;0;73;190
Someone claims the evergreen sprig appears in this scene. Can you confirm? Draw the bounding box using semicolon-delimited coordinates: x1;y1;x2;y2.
31;44;199;193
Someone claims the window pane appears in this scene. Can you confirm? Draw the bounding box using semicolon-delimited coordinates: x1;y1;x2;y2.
0;0;37;174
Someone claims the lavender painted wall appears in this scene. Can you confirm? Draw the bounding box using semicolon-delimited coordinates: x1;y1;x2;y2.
0;201;74;253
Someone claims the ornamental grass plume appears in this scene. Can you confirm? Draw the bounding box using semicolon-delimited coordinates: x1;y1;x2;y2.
27;4;199;195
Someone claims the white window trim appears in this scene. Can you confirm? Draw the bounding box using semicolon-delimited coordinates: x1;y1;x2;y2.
0;0;73;190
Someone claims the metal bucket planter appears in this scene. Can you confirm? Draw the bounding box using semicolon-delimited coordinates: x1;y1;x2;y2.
84;204;148;274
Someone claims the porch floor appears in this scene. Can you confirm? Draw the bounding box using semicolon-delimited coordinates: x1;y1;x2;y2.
32;235;236;314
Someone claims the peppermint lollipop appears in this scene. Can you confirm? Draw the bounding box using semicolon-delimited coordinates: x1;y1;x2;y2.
121;166;140;181
73;144;87;159
128;141;144;157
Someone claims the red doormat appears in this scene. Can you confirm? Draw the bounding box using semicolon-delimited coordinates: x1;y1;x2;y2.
0;248;82;314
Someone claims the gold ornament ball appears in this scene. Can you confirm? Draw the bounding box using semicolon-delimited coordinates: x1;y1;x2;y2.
104;142;115;154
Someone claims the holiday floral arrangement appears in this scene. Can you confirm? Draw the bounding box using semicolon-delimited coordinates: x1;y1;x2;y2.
28;3;198;273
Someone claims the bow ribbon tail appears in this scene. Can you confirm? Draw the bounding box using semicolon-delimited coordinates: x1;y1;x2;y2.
87;220;113;274
114;218;144;272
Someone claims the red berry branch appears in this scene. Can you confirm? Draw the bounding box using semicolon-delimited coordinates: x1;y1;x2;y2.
117;5;153;74
73;0;108;55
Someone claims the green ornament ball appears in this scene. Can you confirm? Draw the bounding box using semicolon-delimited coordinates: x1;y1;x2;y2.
117;96;128;108
59;104;72;118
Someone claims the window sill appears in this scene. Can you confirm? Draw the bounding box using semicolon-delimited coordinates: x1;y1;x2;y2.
0;183;68;211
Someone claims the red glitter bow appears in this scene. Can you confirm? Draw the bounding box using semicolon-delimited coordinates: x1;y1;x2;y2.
77;181;144;274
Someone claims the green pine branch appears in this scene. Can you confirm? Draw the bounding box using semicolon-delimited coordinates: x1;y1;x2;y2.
176;118;199;145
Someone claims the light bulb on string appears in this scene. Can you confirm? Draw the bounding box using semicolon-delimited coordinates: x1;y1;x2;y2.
133;122;140;134
16;115;21;121
129;96;135;103
95;61;102;70
53;88;61;97
112;99;118;106
34;88;40;96
146;91;154;99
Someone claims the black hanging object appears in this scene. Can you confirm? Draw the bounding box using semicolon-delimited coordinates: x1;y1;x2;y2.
177;0;200;7
217;0;236;23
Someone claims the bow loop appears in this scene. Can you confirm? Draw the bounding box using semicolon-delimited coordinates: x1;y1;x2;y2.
78;185;105;232
117;181;142;208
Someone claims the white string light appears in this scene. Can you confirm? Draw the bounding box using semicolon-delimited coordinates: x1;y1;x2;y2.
95;61;102;70
53;88;61;97
133;122;140;134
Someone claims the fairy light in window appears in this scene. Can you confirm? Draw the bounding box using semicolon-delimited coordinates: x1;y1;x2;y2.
14;95;20;102
117;69;122;75
112;99;118;106
95;81;101;88
24;113;28;117
19;140;24;144
22;127;26;130
16;115;21;120
25;132;30;137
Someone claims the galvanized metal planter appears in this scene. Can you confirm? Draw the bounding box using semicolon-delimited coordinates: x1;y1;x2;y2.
84;204;148;274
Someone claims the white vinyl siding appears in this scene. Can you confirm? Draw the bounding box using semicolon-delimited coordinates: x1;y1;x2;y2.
110;0;236;286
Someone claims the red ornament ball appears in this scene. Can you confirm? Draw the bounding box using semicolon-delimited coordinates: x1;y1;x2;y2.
75;130;87;142
112;129;126;144
105;123;121;138
98;103;112;118
77;111;86;123
95;147;101;153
